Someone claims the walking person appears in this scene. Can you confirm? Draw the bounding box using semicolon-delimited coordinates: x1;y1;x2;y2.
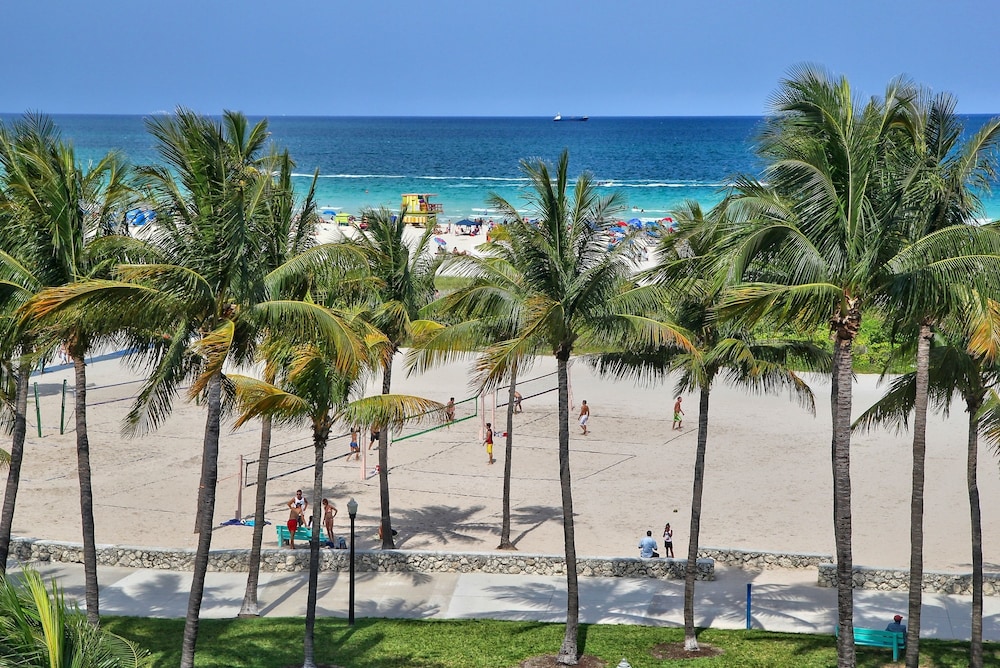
672;396;685;430
484;422;495;465
513;390;523;413
662;522;674;557
579;399;590;435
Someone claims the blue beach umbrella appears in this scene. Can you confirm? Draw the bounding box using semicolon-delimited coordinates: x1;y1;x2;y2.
628;217;643;228
125;208;156;226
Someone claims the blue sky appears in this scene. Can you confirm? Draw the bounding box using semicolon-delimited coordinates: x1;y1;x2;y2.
5;0;999;116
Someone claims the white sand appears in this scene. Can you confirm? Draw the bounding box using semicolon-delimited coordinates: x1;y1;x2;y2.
7;344;999;573
4;224;996;572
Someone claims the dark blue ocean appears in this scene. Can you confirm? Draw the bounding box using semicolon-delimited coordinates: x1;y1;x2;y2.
6;114;1000;221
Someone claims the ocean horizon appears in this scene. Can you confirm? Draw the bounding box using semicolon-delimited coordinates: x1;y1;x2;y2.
5;113;1000;221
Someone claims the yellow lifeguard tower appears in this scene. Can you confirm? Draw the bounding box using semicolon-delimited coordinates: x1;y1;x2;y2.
401;193;443;227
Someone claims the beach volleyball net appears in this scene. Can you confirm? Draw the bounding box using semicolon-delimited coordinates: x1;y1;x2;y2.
390;393;478;444
242;429;355;489
494;368;563;408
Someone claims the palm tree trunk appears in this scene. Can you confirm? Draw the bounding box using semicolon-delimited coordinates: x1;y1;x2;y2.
831;330;856;668
0;358;30;574
905;322;933;668
555;354;579;666
303;429;327;668
179;371;223;668
238;414;272;618
967;399;983;668
497;365;517;550
378;357;395;549
74;354;100;625
684;385;711;650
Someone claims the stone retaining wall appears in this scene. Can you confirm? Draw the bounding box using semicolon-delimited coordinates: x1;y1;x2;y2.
817;563;1000;596
9;538;714;581
699;547;831;570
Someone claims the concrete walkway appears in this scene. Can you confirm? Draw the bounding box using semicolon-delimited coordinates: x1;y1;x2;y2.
13;560;1000;641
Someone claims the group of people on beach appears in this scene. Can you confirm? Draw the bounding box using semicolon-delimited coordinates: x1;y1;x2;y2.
285;490;342;550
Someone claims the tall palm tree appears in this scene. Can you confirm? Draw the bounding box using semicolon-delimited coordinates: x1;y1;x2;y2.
725;68;1000;667
7;113;135;624
344;206;440;548
475;151;691;665
721;67;937;667
237;152;323;618
594;202;828;651
408;248;540;550
27;109;366;668
856;299;1000;668
0;566;150;667
0;116;72;576
230;321;440;668
878;96;1000;667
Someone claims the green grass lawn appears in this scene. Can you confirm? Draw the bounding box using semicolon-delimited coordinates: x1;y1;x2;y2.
102;617;997;667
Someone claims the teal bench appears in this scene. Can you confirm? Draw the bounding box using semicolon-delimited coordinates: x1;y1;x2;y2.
276;524;328;547
836;627;905;661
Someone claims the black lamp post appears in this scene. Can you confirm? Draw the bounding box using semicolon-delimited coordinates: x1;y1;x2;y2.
347;497;358;625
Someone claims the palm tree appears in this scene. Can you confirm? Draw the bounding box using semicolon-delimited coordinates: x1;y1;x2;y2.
475;151;691;665
27;109;366;668
877;96;1000;667
237;152;323;618
0;116;72;577
344;206;440;548
725;68;1000;667
0;566;150;667
856;299;1000;668
721;67;937;667
6;112;135;624
230;327;440;668
594;202;828;651
408;248;540;550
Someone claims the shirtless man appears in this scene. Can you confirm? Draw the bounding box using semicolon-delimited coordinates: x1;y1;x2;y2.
349;427;360;460
369;425;381;450
445;397;455;423
579;400;590;435
483;422;495;465
286;490;308;548
672;396;685;430
513;390;523;413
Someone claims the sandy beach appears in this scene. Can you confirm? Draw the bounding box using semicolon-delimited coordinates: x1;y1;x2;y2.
3;224;999;575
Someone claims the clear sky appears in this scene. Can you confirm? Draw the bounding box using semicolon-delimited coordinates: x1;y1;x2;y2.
5;0;999;117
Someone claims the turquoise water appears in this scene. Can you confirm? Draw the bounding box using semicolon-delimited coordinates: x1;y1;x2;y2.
6;114;1000;221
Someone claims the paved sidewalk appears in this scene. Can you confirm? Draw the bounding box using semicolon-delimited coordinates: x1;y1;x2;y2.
13;560;1000;641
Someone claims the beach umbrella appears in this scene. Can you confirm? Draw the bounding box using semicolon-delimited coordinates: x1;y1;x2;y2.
615;221;628;227
628;217;643;228
321;208;337;216
125;208;155;226
434;236;447;245
643;220;658;228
